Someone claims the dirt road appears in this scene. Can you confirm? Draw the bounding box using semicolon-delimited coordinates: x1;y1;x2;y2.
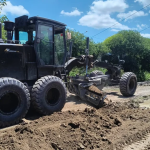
0;85;150;150
63;85;150;112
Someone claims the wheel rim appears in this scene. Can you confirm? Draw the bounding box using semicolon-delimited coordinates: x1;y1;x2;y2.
46;88;60;106
0;91;20;115
129;77;136;92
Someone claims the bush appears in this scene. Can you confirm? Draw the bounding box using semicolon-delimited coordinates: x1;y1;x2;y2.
144;71;150;81
135;71;150;81
69;67;107;76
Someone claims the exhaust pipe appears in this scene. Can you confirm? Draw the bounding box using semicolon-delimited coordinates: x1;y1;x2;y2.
4;21;15;43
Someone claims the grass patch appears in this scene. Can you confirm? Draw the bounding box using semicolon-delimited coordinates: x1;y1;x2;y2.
69;67;107;76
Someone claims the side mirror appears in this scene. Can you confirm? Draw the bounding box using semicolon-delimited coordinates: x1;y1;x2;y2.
67;32;71;40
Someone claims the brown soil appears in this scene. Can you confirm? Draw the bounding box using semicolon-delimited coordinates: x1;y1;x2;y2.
0;85;150;150
144;144;150;150
1;102;150;150
87;85;105;96
123;134;150;150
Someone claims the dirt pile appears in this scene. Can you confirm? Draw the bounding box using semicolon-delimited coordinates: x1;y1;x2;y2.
144;144;150;150
1;102;150;150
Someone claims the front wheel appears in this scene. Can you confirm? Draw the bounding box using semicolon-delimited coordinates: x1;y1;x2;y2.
120;72;137;96
31;76;67;115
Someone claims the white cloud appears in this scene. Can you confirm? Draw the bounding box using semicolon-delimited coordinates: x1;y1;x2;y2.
117;10;148;21
90;0;128;14
141;33;150;38
134;0;150;7
137;24;147;30
79;14;129;30
111;29;120;32
1;1;29;16
78;0;129;30
61;8;83;16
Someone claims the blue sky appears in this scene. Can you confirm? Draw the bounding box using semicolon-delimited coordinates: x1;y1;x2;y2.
1;0;150;43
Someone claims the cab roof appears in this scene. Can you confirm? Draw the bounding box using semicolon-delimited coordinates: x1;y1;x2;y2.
15;15;66;29
29;16;66;27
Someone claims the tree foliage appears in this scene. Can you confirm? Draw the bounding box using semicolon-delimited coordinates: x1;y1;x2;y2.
1;15;8;40
0;0;6;6
66;29;109;59
0;0;8;40
104;30;150;81
141;38;150;72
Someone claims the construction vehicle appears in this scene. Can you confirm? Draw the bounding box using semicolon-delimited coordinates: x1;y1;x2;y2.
0;15;137;127
66;39;137;107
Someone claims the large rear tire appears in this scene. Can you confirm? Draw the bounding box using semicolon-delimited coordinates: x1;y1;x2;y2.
120;72;137;96
0;78;30;127
31;76;67;115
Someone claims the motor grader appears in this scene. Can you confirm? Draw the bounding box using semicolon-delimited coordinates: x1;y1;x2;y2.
0;15;137;127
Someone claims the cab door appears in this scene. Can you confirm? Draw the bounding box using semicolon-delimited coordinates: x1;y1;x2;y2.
36;23;54;66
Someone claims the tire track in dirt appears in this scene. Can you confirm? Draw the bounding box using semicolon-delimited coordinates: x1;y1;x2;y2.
123;134;150;150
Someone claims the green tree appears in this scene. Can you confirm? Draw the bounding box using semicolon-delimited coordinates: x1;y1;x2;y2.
66;29;109;59
66;29;87;57
103;30;150;81
0;15;9;40
92;42;110;60
104;30;145;57
141;37;150;72
104;30;146;72
0;0;6;6
0;0;8;40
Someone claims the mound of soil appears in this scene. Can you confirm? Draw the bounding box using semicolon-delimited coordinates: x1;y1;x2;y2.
144;144;150;150
1;102;150;150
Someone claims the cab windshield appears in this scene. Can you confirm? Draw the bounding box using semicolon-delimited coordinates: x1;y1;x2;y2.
36;25;66;66
54;30;65;65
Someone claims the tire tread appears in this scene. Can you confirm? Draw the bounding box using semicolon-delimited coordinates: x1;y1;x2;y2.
120;72;137;96
32;76;67;115
0;77;30;128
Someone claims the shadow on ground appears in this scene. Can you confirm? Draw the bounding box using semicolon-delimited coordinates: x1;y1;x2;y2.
66;94;97;108
25;94;95;121
106;91;135;99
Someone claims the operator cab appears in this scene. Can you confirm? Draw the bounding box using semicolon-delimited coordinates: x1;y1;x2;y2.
5;15;67;66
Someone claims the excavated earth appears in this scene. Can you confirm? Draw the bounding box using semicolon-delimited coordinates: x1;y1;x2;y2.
0;84;150;150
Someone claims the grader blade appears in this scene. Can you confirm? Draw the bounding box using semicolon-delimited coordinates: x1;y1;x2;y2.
87;85;105;96
84;85;107;107
68;75;107;108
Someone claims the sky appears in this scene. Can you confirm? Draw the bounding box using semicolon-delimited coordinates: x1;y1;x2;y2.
1;0;150;43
